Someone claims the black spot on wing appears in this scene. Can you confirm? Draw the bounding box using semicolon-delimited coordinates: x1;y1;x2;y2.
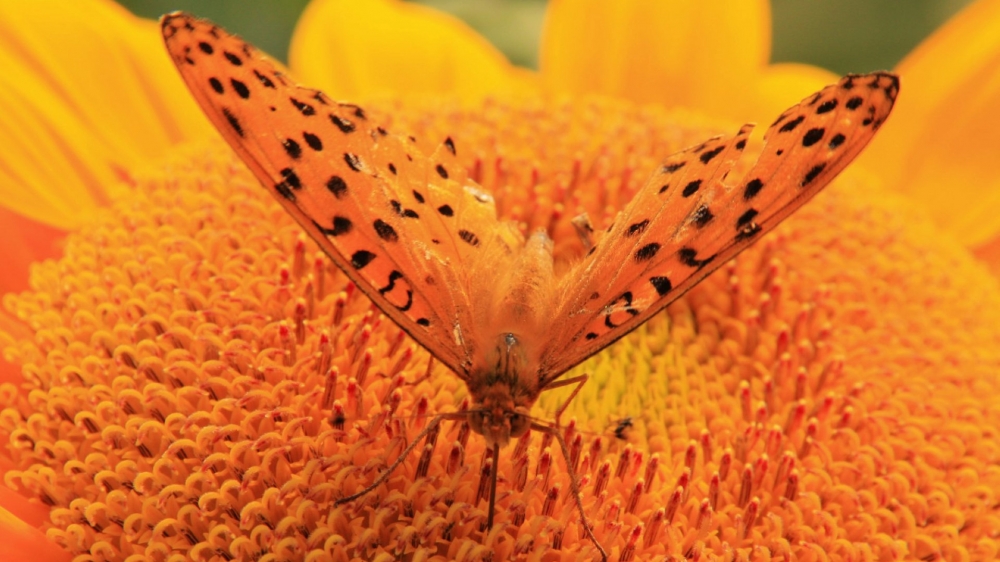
744;178;763;200
816;99;837;114
344;153;363;172
736;222;762;242
280;168;301;189
678;247;715;268
283;138;302;159
377;271;413;312
327;216;352;236
274;182;294;201
438;205;454;217
223;51;242;66
303;132;323;151
779;115;805;133
801;163;826;187
373;219;399;242
230;78;249;99
634;243;660;262
458;230;480;247
290;97;315;116
340;103;366;120
603;291;640;329
802;127;825;147
209;77;223;94
351;251;375;269
436;164;448;179
662;161;686;173
699;145;724;164
326;176;347;198
736;209;758;229
626;220;649;237
828;133;846;149
254;70;275;88
845;96;864;110
389;200;420;219
682;180;702;198
221;108;243;137
649;276;672;296
198;41;213;54
444;137;456;155
691;205;714;228
312;90;331;105
330;114;355;133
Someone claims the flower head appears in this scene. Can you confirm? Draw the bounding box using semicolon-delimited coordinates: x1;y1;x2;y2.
3;1;1000;561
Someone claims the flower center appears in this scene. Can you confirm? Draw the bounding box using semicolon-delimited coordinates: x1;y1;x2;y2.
3;95;999;560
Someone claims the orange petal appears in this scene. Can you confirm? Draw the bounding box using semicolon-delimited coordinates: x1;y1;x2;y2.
540;0;770;121
0;503;69;562
0;0;214;229
972;234;1000;278
290;0;530;102
0;201;66;295
856;0;1000;246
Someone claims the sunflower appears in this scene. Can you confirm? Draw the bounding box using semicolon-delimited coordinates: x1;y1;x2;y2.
2;1;999;560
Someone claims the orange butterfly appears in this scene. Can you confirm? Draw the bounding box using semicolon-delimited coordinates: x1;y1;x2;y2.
162;12;897;560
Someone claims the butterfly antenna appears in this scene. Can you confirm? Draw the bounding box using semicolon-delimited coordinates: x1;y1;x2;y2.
334;412;464;505
533;421;608;562
533;372;607;560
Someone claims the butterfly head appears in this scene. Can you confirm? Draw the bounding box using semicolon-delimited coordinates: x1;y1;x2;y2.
468;387;533;448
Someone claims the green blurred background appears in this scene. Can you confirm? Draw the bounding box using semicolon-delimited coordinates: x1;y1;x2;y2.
120;0;974;73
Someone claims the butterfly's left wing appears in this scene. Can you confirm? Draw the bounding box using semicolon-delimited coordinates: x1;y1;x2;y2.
538;72;899;382
161;13;505;376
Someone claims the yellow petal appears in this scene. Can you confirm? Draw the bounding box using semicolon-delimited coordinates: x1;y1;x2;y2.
856;0;1000;246
540;0;770;121
290;0;529;102
0;0;213;229
752;62;840;124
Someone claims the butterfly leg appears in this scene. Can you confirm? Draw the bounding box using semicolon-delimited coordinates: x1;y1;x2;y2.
543;373;590;425
530;419;608;562
334;411;465;506
571;214;596;253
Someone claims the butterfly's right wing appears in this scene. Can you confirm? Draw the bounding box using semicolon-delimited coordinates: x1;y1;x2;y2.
162;13;502;377
537;72;899;382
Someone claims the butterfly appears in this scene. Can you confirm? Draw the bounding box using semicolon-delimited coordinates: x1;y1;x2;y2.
162;12;898;560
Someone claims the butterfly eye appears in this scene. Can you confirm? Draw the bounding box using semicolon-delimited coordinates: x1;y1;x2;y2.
468;410;486;433
509;412;530;438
